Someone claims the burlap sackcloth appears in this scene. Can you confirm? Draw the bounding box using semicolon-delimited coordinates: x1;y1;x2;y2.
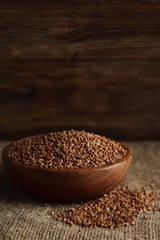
0;141;159;240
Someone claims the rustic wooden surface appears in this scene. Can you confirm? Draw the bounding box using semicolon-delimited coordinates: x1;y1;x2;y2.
0;0;160;140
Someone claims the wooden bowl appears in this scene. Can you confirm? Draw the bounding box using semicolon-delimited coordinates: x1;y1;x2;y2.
2;139;131;202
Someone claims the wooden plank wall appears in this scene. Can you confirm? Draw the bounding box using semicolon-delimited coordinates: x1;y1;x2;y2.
0;0;160;140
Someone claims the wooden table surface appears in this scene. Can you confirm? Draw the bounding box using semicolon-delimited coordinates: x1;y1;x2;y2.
0;1;160;140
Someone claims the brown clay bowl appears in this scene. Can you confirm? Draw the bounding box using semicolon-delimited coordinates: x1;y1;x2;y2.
2;139;131;202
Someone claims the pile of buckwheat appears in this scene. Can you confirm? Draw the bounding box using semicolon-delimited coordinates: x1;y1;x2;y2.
8;130;127;169
47;185;158;230
7;130;159;230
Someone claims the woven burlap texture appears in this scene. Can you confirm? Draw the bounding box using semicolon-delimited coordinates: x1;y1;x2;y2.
0;141;160;240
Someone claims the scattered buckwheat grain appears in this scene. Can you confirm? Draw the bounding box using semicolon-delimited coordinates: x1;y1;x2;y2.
144;216;148;220
150;184;155;190
51;186;157;229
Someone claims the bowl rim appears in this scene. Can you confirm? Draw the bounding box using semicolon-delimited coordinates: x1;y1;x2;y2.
2;134;132;172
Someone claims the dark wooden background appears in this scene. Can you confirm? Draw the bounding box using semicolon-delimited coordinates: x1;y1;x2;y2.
1;0;160;140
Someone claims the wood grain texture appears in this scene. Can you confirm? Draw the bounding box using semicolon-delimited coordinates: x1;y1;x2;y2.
2;138;131;202
0;0;160;140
